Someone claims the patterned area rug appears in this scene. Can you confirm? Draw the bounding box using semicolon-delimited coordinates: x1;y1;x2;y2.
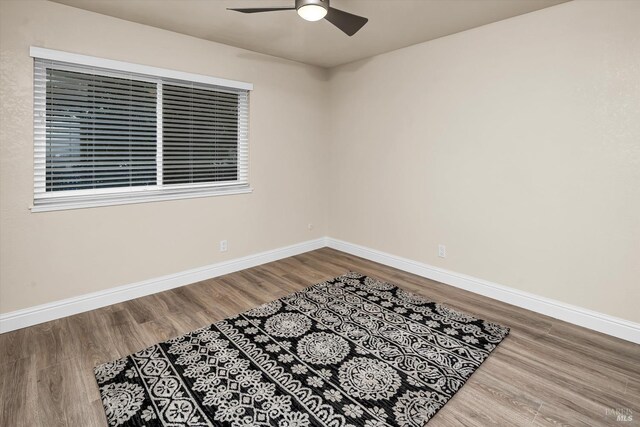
95;272;509;426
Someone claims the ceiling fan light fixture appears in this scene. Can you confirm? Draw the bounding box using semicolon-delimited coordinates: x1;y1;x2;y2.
296;0;328;21
297;5;327;21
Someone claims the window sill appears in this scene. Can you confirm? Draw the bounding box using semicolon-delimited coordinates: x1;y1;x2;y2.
30;185;253;213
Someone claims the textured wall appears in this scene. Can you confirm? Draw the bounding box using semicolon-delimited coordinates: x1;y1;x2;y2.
2;0;639;326
0;0;329;313
328;0;640;322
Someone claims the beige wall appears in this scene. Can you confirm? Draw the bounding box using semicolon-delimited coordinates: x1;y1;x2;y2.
328;0;640;323
2;0;639;326
0;0;329;313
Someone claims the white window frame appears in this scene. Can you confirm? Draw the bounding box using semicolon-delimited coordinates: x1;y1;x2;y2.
30;47;253;212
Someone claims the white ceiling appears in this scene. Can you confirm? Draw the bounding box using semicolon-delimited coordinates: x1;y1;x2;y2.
50;0;569;68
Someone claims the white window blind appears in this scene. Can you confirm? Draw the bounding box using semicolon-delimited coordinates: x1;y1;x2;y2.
32;49;251;211
162;83;246;185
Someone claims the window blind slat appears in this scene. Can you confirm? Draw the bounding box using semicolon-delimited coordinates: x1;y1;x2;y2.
46;109;158;119
42;141;157;147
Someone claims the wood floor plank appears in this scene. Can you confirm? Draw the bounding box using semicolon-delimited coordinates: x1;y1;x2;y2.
36;357;103;427
0;248;638;426
61;311;121;368
430;382;540;426
546;321;640;379
0;356;38;427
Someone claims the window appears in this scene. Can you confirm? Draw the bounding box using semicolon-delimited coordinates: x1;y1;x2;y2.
32;47;252;212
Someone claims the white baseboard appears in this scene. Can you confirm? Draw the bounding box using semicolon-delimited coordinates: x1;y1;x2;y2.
2;236;638;344
0;238;327;334
326;238;640;344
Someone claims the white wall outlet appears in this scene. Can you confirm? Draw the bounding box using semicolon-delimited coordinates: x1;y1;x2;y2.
219;240;228;252
438;244;446;258
308;223;314;231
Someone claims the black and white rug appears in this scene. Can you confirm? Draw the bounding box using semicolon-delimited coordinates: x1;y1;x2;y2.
95;272;509;426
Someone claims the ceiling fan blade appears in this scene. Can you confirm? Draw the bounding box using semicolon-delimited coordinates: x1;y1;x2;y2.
325;7;368;36
227;7;295;13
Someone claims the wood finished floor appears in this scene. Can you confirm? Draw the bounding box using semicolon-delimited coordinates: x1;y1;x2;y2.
1;248;638;426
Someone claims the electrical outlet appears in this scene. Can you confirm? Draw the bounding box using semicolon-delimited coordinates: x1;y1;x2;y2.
308;223;314;231
219;240;228;252
438;244;446;258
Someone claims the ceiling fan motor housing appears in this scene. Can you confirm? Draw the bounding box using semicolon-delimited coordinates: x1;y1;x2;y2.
295;0;329;12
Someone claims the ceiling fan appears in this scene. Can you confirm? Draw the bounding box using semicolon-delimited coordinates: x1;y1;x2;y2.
228;0;368;36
